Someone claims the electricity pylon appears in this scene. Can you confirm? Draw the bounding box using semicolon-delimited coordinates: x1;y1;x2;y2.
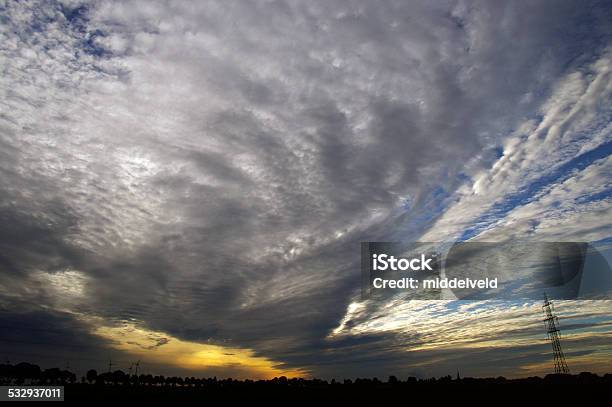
542;293;569;374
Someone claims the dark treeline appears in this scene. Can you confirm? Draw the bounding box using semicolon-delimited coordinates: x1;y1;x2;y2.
1;362;76;385
1;361;611;401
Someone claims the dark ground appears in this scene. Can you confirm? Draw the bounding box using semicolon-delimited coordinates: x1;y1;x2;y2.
2;362;611;402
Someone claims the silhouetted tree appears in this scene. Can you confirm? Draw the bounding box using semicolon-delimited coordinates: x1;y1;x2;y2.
86;369;97;384
13;362;40;384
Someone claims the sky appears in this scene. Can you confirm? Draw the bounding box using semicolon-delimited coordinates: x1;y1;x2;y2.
0;0;611;380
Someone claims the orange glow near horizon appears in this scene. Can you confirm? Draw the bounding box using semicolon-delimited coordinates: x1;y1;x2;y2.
93;322;307;379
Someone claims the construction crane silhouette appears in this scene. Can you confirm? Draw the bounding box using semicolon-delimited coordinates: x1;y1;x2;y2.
542;293;569;374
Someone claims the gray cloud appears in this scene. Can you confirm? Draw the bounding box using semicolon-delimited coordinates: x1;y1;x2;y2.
0;0;611;377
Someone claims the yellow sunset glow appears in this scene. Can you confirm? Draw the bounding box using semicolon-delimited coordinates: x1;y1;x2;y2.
93;322;306;379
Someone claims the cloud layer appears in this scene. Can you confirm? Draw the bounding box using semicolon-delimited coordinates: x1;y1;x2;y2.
0;0;611;378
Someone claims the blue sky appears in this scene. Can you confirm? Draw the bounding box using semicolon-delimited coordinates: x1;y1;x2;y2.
456;140;612;242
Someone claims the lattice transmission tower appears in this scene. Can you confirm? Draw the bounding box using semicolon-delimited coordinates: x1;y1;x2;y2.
542;293;569;374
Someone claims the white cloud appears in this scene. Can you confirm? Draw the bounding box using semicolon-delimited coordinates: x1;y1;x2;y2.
422;51;612;242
